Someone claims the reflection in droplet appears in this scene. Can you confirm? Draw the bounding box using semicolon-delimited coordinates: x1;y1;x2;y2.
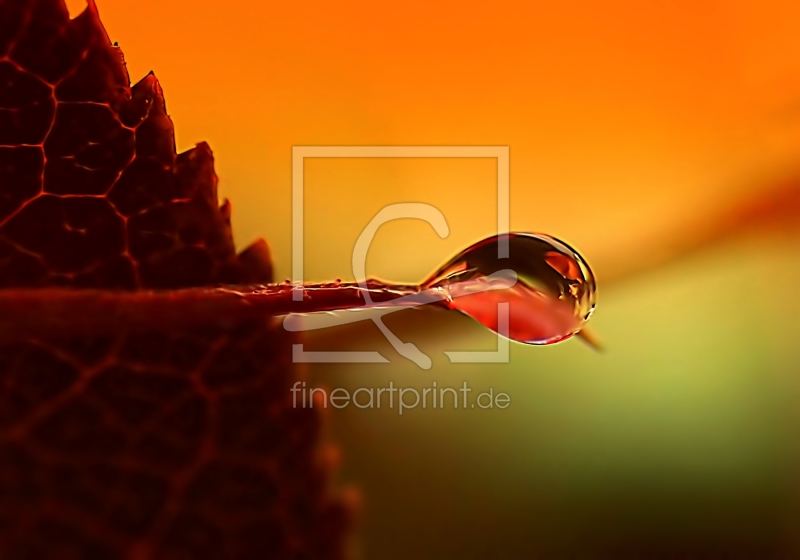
422;233;596;345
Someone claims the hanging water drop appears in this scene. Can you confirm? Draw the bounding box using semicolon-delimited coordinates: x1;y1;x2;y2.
421;233;596;345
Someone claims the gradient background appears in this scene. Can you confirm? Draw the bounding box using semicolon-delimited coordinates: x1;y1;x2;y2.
73;0;800;557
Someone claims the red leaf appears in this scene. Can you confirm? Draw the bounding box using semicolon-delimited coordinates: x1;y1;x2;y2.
0;1;350;557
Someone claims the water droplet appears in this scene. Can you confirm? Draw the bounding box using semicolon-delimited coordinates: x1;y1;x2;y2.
422;233;596;345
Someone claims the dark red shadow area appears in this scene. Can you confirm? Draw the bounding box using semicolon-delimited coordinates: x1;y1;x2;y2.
0;0;350;557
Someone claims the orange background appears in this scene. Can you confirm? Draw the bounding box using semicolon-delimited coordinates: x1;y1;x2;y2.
69;0;800;283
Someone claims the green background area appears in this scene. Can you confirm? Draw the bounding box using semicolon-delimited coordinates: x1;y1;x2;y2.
307;233;800;558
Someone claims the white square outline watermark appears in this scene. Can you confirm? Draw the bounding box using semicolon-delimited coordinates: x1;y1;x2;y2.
290;146;510;367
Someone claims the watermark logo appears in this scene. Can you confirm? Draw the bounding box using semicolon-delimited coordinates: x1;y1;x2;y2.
291;381;511;414
286;146;510;369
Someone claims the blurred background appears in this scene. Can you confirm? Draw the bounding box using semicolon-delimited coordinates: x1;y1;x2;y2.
77;0;800;557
